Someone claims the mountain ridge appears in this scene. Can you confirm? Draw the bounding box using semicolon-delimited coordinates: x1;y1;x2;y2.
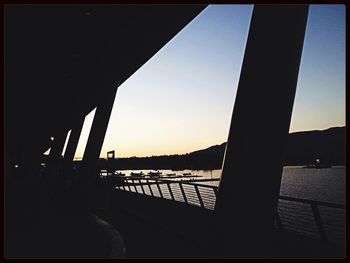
97;126;345;170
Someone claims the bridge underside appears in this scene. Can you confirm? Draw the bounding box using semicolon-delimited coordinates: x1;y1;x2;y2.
4;4;344;259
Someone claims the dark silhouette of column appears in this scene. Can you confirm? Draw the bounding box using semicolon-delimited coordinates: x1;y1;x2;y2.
63;119;84;163
213;5;309;257
78;86;118;210
45;129;68;202
61;117;85;188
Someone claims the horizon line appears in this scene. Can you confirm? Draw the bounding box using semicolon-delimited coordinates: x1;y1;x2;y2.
69;125;345;160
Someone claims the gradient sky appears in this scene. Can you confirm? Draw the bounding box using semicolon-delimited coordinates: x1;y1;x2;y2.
290;5;345;132
72;4;345;159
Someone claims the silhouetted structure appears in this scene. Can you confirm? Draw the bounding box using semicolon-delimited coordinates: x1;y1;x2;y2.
214;4;310;257
107;150;116;176
107;151;115;160
4;4;206;258
94;127;345;171
4;4;345;259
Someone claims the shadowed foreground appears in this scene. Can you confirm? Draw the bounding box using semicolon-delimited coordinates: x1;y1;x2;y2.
5;177;344;258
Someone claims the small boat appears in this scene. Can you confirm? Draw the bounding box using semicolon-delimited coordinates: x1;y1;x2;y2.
303;159;331;169
148;171;162;177
130;171;144;176
166;173;176;176
115;172;125;176
182;172;192;176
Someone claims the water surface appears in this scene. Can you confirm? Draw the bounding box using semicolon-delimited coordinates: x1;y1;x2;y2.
118;166;345;204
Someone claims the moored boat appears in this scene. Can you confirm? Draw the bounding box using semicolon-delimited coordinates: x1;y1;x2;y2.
148;171;162;177
303;159;332;169
130;171;144;176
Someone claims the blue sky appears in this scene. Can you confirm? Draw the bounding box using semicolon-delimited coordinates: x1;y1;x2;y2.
73;4;345;159
290;4;345;132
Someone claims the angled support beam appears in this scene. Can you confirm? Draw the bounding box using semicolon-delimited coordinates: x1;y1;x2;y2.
45;129;68;199
61;117;85;187
46;131;66;181
63;119;85;164
78;86;118;210
213;4;309;257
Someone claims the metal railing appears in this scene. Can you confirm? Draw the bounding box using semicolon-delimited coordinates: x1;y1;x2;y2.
111;177;218;210
105;176;345;245
277;196;345;245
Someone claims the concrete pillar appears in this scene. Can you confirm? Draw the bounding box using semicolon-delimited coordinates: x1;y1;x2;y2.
78;85;118;210
61;117;85;188
213;4;309;257
45;129;68;200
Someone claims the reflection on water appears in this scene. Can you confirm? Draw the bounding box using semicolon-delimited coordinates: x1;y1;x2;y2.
280;166;345;204
116;166;345;204
117;169;221;178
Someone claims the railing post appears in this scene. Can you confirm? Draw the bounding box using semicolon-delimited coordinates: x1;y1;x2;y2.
311;204;328;243
179;182;188;204
213;188;218;198
132;179;138;193
194;185;204;208
157;182;163;198
275;211;283;231
147;179;154;196
139;179;145;194
167;182;175;200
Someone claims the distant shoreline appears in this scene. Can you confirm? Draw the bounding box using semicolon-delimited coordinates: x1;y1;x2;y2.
97;165;346;172
68;126;345;170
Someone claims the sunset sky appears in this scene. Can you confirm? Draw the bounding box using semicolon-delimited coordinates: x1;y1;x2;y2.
72;4;345;159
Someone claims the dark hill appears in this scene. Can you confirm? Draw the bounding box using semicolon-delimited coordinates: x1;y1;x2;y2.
284;126;345;165
190;143;226;156
96;126;345;170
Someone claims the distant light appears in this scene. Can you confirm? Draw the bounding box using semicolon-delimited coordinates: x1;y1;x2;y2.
50;137;54;141
85;12;92;16
14;164;19;168
41;163;46;167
